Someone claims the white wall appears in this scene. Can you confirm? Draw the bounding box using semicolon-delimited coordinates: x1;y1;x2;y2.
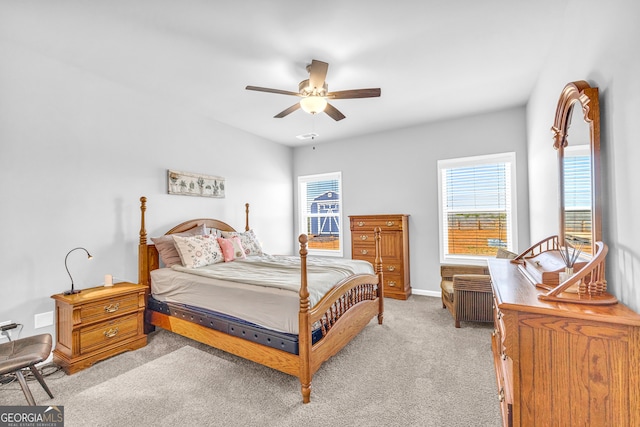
0;39;293;340
527;0;640;310
293;107;530;296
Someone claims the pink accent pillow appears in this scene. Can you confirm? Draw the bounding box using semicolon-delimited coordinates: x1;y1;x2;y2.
220;229;262;256
217;237;246;262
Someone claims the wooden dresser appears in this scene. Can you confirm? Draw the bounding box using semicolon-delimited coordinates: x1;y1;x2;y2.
488;258;640;427
51;282;147;374
349;214;411;300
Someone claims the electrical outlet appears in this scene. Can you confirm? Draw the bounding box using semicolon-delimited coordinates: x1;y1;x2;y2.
35;311;54;328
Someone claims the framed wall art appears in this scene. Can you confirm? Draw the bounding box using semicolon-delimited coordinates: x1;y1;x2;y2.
167;170;225;198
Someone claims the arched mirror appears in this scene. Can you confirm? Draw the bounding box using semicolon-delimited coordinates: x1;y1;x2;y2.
551;81;602;256
515;81;613;304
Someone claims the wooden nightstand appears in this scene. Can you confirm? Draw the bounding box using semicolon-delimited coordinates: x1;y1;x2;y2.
51;282;147;374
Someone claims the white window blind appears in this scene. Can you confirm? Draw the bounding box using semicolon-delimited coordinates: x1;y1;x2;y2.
438;153;517;262
298;172;343;256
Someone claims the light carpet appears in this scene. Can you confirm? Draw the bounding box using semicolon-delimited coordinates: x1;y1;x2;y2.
0;296;502;426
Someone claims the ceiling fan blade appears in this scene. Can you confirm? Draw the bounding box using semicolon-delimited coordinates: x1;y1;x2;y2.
327;88;381;99
324;103;346;121
274;103;301;118
246;86;301;97
308;60;329;90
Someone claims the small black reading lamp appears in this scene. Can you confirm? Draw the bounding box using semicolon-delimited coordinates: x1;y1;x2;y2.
64;247;93;295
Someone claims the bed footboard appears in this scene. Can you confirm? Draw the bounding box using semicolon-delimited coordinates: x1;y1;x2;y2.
297;230;383;403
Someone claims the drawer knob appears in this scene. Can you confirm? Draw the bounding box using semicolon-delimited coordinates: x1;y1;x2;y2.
360;249;368;255
388;281;396;287
498;388;505;402
357;221;365;227
103;327;119;338
104;303;120;313
386;221;395;227
360;235;368;241
387;266;396;272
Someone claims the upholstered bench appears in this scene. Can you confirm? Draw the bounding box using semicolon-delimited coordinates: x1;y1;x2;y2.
440;265;492;328
440;250;517;328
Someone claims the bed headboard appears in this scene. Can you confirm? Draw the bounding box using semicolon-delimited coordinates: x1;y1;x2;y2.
137;196;250;287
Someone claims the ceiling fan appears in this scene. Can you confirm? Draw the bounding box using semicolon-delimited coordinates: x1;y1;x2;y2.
245;59;381;121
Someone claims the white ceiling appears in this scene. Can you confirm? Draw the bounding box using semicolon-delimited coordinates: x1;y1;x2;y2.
1;0;569;146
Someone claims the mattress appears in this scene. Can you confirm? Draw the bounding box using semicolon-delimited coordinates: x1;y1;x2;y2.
151;267;301;334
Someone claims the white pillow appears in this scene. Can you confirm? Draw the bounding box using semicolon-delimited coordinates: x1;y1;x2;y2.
172;234;224;268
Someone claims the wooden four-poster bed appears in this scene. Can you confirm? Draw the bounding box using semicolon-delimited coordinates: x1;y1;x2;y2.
137;197;384;402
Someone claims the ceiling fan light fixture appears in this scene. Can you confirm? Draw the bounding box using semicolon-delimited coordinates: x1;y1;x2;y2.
300;96;327;115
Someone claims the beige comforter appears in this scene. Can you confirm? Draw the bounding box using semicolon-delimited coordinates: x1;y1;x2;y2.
171;254;374;306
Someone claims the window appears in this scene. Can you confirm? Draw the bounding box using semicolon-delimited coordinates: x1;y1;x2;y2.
437;153;517;263
298;172;343;256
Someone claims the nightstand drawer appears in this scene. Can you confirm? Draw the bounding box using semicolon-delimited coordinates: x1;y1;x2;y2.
80;293;139;323
80;313;140;354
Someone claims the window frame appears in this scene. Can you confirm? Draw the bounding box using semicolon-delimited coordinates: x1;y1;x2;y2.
297;171;343;257
437;152;518;265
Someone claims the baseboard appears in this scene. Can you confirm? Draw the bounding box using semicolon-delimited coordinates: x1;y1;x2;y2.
411;289;440;298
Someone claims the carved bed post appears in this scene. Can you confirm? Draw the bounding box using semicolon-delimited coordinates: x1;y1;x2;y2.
297;234;312;404
374;227;384;324
138;196;149;287
245;203;250;231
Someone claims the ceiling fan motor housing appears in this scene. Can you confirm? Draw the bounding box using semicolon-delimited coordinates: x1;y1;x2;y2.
299;79;328;97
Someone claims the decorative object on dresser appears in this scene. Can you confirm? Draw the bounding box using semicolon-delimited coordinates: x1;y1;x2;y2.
349;214;410;300
138;197;384;404
440;249;517;328
63;247;93;295
51;282;147;374
489;258;640;427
